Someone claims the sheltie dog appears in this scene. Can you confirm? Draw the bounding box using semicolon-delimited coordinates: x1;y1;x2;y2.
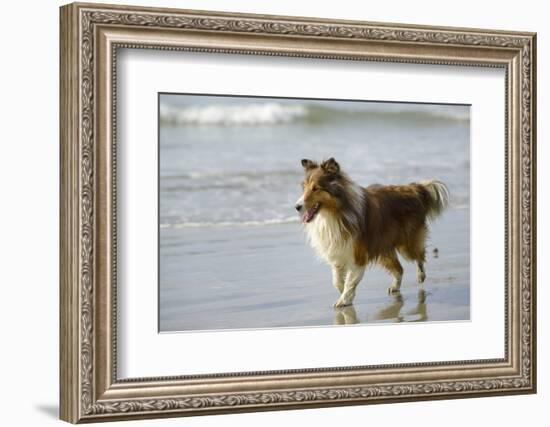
295;158;449;308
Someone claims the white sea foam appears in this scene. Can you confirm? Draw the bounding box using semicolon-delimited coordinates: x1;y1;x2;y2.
160;103;308;126
161;216;299;229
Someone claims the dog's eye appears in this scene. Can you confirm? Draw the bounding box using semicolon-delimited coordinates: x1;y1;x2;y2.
313;186;320;192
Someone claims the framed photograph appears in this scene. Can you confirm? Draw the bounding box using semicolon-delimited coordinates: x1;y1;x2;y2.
60;2;537;423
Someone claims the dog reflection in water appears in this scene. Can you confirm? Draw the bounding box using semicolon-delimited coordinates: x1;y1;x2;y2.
333;289;428;325
333;305;360;325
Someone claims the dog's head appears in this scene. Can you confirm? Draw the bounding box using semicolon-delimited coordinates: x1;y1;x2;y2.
295;158;343;223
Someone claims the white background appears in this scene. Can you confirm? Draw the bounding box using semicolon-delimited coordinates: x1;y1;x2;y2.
118;50;504;377
0;0;545;426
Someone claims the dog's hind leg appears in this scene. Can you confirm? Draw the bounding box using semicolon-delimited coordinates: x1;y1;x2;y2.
401;227;427;284
334;263;365;308
380;251;404;295
416;261;426;284
331;264;346;294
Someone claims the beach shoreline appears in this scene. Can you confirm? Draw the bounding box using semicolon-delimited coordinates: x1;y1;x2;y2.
160;207;470;332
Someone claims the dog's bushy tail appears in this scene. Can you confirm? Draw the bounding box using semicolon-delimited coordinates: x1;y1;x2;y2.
419;180;450;220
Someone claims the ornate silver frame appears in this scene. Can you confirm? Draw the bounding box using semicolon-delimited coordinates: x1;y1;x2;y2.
60;2;537;423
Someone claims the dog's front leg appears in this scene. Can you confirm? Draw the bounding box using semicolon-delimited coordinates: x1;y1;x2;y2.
334;264;365;308
331;265;346;294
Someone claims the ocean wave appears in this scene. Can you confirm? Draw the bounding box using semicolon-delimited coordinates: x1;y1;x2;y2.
160;101;469;127
160;103;308;126
161;216;299;229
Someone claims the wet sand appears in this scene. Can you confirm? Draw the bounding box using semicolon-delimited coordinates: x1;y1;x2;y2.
159;207;470;332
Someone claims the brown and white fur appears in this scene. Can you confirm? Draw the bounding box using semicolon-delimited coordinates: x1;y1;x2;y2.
295;158;449;308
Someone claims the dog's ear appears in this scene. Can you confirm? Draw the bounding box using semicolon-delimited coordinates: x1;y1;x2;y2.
321;157;340;175
301;159;318;171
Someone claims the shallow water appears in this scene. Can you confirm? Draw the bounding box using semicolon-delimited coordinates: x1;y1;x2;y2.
160;208;469;332
159;95;470;332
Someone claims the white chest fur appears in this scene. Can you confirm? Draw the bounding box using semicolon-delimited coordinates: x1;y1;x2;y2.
304;211;354;267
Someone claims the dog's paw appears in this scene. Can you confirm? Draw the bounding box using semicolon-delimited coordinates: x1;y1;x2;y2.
333;298;352;308
387;285;401;295
416;270;426;284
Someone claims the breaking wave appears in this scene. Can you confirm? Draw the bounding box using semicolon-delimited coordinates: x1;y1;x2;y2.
160;103;308;126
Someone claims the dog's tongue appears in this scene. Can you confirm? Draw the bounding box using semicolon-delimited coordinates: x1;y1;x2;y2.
301;207;317;223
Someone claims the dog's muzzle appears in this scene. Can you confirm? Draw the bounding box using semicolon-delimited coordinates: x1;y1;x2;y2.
294;195;304;212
